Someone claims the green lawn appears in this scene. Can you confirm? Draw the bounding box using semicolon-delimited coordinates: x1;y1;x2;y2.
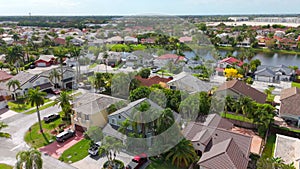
146;158;186;169
292;82;300;88
262;134;276;158
8;98;51;113
25;102;56;115
24;114;64;148
156;70;174;77
221;112;254;123
0;163;13;169
88;63;98;69
59;139;91;163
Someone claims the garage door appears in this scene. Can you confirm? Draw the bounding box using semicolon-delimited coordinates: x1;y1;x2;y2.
37;62;46;67
75;124;86;132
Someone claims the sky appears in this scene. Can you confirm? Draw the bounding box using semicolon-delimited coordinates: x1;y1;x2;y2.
0;0;299;16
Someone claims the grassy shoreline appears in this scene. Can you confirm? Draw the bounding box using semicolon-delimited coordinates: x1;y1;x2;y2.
216;46;300;55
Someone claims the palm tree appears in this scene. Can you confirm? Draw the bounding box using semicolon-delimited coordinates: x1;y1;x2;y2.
16;149;43;169
94;72;105;92
236;97;254;119
7;79;21;100
0;122;10;138
54;47;68;89
26;87;47;134
118;119;131;135
49;69;61;89
224;96;234;117
69;45;81;83
102;136;124;168
165;139;197;168
103;51;109;73
54;91;72;123
6;45;24;72
12;34;20;42
156;108;175;134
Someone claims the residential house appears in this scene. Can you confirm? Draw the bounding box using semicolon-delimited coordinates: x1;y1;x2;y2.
2;71;54;99
167;72;214;93
41;67;76;89
279;87;300;126
72;93;124;132
53;37;66;46
135;75;172;88
254;65;294;83
179;36;193;43
71;37;85;46
125;51;154;68
216;80;267;103
35;55;56;67
124;36;138;44
106;36;124;44
153;54;186;68
215;57;243;76
0;71;13;82
183;114;252;169
0;88;9;109
98;52;122;66
274;134;300;169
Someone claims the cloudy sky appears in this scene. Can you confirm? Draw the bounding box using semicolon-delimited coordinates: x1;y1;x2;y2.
0;0;299;15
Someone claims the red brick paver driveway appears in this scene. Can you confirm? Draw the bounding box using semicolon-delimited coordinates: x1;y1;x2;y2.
39;131;83;159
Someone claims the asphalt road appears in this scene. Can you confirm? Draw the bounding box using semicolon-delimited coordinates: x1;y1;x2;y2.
0;105;77;169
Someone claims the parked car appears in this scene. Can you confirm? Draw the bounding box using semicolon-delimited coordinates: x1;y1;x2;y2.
56;130;75;142
126;153;148;169
43;113;60;123
88;142;101;156
29;64;36;69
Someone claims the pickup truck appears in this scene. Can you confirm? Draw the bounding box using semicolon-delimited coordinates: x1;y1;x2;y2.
88;142;101;156
125;153;148;169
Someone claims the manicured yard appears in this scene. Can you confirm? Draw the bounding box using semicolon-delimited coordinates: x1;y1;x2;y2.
262;134;276;158
146;158;186;169
24;102;56;115
8;98;51;113
58;139;91;163
24;113;65;148
88;63;98;69
156;70;174;77
221;112;254;123
0;163;13;169
292;82;300;88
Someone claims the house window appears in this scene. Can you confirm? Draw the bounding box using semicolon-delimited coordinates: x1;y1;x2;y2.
118;115;121;119
170;86;176;90
111;118;116;125
44;79;48;83
77;112;82;118
85;114;89;121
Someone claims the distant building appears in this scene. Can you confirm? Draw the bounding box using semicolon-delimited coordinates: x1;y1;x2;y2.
228;17;249;22
254;17;300;23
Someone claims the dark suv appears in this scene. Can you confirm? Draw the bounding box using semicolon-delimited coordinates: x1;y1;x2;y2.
56;130;75;142
126;153;148;169
43;113;60;123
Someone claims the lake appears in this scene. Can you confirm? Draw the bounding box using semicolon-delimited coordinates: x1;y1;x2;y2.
182;49;300;67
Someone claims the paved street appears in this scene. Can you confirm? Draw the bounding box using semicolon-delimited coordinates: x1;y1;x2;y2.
0;105;77;169
72;152;133;169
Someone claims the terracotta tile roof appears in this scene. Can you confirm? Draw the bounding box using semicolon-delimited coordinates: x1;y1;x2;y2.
280;87;300;116
220;57;244;67
135;76;172;87
198;138;249;169
0;71;13;82
157;54;185;61
216;80;267;103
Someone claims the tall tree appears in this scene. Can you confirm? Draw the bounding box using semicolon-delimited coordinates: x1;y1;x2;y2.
69;45;81;83
156;108;175;134
54;91;72;123
16;149;43;169
49;69;61;89
26;88;47;134
0;122;10;138
54;47;68;89
101;136;124;168
12;34;20;42
165;139;197;168
7;79;21;100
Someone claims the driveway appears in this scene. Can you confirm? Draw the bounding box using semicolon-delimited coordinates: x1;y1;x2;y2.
39;131;84;159
72;151;133;169
0;105;77;169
